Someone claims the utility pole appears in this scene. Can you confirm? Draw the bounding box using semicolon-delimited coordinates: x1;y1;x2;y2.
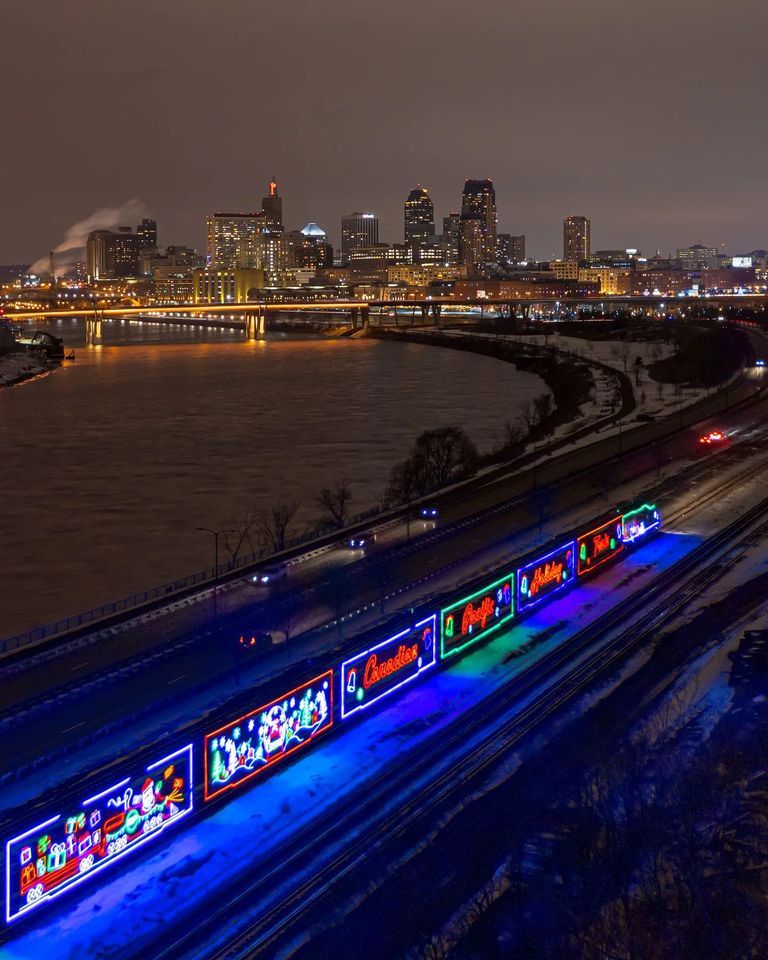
197;526;235;619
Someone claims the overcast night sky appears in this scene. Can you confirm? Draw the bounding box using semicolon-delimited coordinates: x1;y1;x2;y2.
2;0;767;264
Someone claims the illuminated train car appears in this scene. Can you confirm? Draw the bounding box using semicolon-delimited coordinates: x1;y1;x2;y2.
5;746;193;923
4;501;661;925
620;502;661;544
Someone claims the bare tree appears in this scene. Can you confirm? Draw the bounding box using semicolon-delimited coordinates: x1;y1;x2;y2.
413;426;479;488
518;398;541;438
256;499;300;553
620;339;632;373
384;427;478;506
496;419;526;456
316;478;353;528
384;452;428;509
225;510;259;568
533;393;554;427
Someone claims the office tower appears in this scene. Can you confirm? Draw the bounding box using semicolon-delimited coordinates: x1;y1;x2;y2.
110;227;141;277
137;219;158;250
404;186;435;256
563;216;591;262
676;244;718;270
206;212;265;269
86;227;141;279
460;179;497;265
86;230;113;280
459;218;484;278
287;224;334;270
261;178;283;233
497;234;526;266
442;212;461;264
341;213;378;262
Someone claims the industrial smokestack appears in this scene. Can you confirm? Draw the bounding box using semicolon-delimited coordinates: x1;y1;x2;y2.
27;198;146;277
49;251;55;286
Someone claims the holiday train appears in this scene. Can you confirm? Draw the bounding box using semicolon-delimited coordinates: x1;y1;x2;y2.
5;501;661;923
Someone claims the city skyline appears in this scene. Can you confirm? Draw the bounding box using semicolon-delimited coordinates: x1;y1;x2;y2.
3;0;768;263
10;174;766;278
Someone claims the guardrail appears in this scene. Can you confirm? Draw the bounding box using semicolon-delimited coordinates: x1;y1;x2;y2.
0;504;383;655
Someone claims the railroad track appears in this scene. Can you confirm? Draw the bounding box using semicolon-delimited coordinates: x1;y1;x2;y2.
142;494;768;960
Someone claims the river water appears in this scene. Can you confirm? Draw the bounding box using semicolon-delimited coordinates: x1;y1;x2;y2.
1;318;548;636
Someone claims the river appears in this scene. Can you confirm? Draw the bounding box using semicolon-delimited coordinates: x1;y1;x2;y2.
1;317;548;636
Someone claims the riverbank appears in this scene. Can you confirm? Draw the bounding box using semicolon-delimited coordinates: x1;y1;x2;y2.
366;326;622;457
0;335;546;636
0;352;50;388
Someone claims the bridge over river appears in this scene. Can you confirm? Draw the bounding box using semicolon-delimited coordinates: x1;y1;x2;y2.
8;293;768;343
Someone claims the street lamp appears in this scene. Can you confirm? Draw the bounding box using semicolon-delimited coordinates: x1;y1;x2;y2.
197;526;235;617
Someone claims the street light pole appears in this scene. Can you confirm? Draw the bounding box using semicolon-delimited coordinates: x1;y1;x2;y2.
197;526;235;618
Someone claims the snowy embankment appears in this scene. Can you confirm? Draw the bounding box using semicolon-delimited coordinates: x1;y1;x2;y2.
0;352;49;387
434;328;622;443
516;331;721;421
445;327;739;454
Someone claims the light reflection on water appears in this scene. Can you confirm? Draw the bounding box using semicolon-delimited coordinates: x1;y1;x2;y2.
1;320;546;635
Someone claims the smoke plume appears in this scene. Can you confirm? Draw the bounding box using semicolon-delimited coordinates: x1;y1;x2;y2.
29;199;147;276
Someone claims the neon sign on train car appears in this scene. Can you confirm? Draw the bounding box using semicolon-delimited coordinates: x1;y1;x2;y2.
577;516;623;576
5;744;193;924
341;615;437;719
441;574;514;658
621;503;661;543
517;540;575;613
204;671;333;801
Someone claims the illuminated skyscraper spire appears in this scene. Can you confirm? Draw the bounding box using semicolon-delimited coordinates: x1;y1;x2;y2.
261;178;282;232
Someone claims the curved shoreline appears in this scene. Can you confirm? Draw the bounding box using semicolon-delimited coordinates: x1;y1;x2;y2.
365;326;632;453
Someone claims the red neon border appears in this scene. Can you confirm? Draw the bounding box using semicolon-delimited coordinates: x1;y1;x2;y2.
576;515;623;577
204;670;334;802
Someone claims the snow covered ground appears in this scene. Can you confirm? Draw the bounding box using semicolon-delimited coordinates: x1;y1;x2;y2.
514;329;720;420
1;533;696;960
432;327;746;452
0;353;49;388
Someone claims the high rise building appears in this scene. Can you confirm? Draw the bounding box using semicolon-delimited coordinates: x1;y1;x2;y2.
86;226;142;279
460;179;497;268
111;228;141;278
206;212;266;269
563;216;591;262
404;186;435;255
676;244;718;270
341;213;378;262
137;219;158;250
442;212;461;265
261;178;283;233
497;234;526;266
86;230;113;280
459;219;484;278
287;223;334;270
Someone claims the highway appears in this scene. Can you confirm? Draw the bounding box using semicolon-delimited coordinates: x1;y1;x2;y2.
1;367;768;796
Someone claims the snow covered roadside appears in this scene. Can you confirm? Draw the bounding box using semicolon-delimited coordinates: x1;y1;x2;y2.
0;352;50;388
